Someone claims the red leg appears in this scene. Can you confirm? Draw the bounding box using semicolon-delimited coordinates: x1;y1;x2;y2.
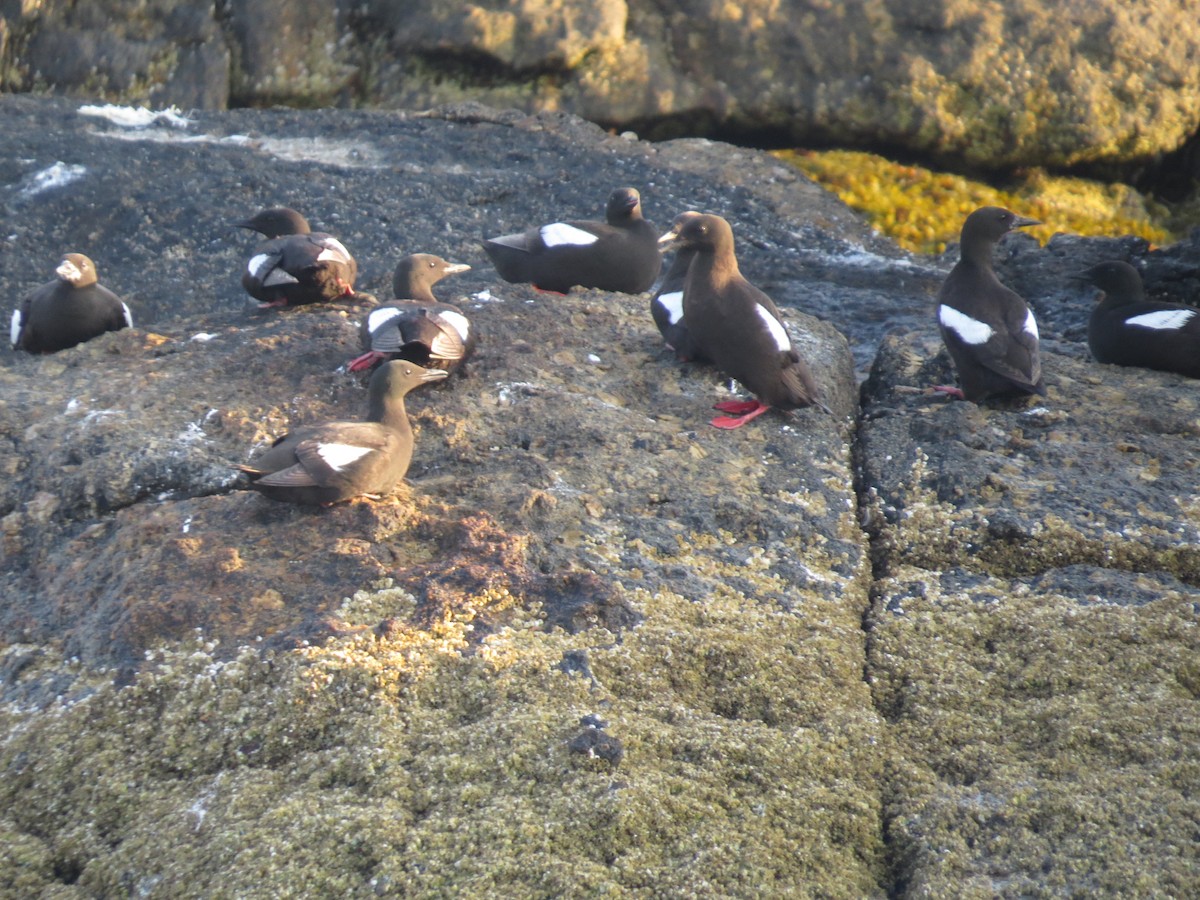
930;384;965;400
710;401;772;429
713;399;762;414
347;350;386;373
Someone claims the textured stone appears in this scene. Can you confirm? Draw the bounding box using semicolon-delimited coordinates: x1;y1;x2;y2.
2;1;1200;169
2;94;1200;895
4;0;230;107
858;245;1200;892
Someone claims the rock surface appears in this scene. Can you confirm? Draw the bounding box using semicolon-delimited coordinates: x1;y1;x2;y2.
0;95;1199;895
2;1;1200;170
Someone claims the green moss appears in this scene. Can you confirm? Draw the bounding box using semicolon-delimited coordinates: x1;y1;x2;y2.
870;568;1200;892
775;148;1174;255
0;577;888;896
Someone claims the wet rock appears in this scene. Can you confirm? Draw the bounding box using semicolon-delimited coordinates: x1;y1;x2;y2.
0;94;873;675
860;331;1200;579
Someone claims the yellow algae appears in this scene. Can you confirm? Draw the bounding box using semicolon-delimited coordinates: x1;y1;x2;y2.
776;148;1174;255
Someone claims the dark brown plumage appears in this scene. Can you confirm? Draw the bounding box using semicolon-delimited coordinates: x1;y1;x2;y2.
650;210;709;363
658;212;828;429
236;361;446;505
348;254;474;375
11;253;132;353
482;187;661;294
936;206;1045;401
1077;260;1200;379
235;207;357;308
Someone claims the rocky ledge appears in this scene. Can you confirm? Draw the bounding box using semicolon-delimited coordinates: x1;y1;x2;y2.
0;95;1198;896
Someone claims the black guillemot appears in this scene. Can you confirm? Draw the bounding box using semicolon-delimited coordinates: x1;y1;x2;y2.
348;254;474;375
1076;259;1200;379
11;253;132;353
482;187;661;294
935;206;1045;402
650;210;709;363
235;207;358;308
658;212;829;429
236;360;446;505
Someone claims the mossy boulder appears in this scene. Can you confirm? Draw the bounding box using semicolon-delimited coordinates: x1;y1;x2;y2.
3;1;1200;169
859;326;1200;893
0;96;891;895
2;95;1200;895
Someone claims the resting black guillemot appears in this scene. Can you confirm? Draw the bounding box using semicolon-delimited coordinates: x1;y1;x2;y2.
236;360;446;505
235;207;358;308
348;254;474;375
482;187;661;294
11;253;132;353
658;212;829;429
1076;259;1200;379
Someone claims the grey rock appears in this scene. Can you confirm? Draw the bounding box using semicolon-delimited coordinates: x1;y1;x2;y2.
0;94;870;671
1;95;1200;895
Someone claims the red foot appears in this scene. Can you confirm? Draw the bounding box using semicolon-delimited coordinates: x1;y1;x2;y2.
713;399;762;415
710;401;771;429
532;285;568;296
347;350;386;373
931;384;965;400
257;298;288;309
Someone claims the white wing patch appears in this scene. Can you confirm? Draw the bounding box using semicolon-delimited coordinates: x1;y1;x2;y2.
1126;309;1196;331
755;304;791;352
540;223;599;248
1023;308;1039;340
248;253;274;279
316;443;374;471
316;238;352;263
430;333;464;359
939;305;995;345
367;307;403;333
121;303;134;328
438;309;470;341
657;291;684;325
11;309;22;347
